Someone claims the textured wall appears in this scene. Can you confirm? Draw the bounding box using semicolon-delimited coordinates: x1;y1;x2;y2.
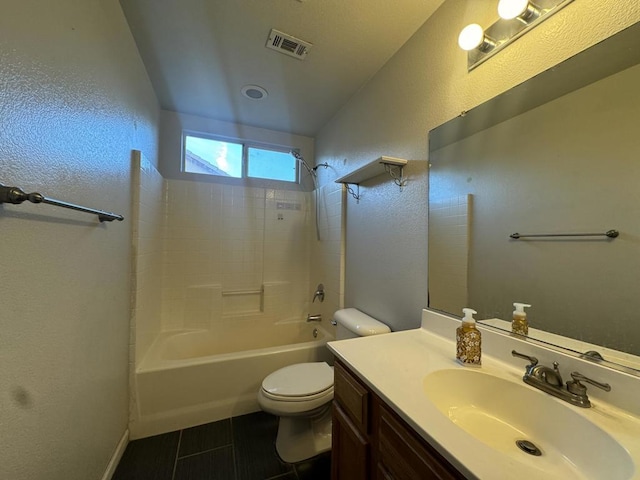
0;1;159;479
315;0;640;331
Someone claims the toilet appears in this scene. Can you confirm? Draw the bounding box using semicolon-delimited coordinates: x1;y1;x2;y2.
257;308;391;463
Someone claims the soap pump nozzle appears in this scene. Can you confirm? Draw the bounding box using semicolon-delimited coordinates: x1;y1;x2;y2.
513;303;531;316
462;308;478;324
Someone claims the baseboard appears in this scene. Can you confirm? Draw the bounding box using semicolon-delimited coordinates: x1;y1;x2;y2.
102;429;129;480
130;396;260;440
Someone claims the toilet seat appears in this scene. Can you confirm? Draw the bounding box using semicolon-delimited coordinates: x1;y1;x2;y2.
261;385;333;402
261;362;334;401
258;383;333;416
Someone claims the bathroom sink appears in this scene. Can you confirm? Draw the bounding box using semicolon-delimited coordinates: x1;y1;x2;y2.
423;369;634;479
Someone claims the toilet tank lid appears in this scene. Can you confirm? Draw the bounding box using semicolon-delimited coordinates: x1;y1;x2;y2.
333;308;391;336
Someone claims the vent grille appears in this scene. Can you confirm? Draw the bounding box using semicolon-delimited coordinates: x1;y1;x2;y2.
266;29;312;60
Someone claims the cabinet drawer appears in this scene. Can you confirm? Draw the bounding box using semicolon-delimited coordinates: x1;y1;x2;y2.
334;361;370;433
378;404;464;480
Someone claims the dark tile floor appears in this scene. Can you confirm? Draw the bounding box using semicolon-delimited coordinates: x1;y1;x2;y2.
113;411;331;480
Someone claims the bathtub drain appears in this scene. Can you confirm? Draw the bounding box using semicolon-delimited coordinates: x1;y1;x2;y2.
313;328;318;338
516;440;542;456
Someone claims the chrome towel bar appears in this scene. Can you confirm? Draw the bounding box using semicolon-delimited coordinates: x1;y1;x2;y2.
510;229;618;239
221;288;263;296
0;183;124;222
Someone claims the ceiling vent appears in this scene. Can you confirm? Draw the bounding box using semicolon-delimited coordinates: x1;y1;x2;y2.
266;29;312;60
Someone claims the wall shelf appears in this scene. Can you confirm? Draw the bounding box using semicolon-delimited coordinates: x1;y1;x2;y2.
335;156;408;202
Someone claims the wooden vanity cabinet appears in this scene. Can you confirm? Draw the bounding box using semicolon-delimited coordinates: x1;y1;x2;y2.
332;360;466;480
332;359;371;480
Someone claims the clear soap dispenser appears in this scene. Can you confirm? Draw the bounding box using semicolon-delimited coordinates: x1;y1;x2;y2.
456;308;481;367
512;303;531;336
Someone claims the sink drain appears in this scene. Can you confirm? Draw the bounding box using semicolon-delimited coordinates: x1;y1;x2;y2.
516;440;542;456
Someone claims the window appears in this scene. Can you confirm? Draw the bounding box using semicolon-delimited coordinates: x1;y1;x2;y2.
183;133;298;183
247;146;297;182
184;135;242;178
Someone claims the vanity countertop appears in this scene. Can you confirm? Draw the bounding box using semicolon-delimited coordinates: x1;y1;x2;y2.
327;310;640;480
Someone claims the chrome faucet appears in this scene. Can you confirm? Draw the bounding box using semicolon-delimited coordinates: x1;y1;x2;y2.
580;350;605;362
512;350;611;408
306;314;322;323
312;283;325;303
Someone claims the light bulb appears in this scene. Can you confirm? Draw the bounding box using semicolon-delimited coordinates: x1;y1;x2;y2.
498;0;530;20
458;24;485;51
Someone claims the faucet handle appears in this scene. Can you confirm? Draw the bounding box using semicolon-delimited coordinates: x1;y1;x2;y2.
568;371;611;392
511;350;539;367
312;283;325;303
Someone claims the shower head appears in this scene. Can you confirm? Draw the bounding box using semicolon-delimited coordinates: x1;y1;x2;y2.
290;150;329;173
290;150;314;176
289;149;328;242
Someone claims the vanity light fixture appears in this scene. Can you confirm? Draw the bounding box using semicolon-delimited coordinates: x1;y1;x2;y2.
460;0;574;71
458;24;496;52
497;0;540;21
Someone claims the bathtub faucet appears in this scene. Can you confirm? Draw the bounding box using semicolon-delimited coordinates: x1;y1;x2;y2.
306;314;322;323
312;284;325;303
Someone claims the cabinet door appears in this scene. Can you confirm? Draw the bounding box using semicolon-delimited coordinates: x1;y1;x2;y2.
334;361;370;433
377;404;464;480
331;403;369;480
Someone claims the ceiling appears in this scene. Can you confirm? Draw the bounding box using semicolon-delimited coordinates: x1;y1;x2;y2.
119;0;446;137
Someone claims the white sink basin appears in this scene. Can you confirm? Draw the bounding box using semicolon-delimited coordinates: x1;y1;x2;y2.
423;369;634;480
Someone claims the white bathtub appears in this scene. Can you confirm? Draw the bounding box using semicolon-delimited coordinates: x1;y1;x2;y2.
132;321;334;439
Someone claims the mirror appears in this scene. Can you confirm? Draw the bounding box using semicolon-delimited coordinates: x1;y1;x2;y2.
428;21;640;374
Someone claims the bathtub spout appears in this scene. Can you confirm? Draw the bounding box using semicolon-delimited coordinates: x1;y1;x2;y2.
306;314;322;323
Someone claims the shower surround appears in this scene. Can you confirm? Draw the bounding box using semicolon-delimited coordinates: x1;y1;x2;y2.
129;152;342;438
161;180;310;329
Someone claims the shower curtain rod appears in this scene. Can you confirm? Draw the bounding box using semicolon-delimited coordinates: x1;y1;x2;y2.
0;183;124;222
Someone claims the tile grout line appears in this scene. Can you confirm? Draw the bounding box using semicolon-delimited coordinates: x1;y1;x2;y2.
292;450;300;480
176;443;233;460
230;417;238;480
171;429;183;480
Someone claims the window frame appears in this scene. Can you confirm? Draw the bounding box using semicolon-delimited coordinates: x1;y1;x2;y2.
181;130;300;185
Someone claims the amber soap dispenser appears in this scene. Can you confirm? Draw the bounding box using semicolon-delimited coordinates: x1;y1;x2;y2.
456;308;481;367
512;302;531;336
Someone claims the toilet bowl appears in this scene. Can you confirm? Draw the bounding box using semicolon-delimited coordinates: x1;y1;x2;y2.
258;362;334;463
257;308;391;463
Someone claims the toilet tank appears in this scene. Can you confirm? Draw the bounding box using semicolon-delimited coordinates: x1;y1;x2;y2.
334;308;391;340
